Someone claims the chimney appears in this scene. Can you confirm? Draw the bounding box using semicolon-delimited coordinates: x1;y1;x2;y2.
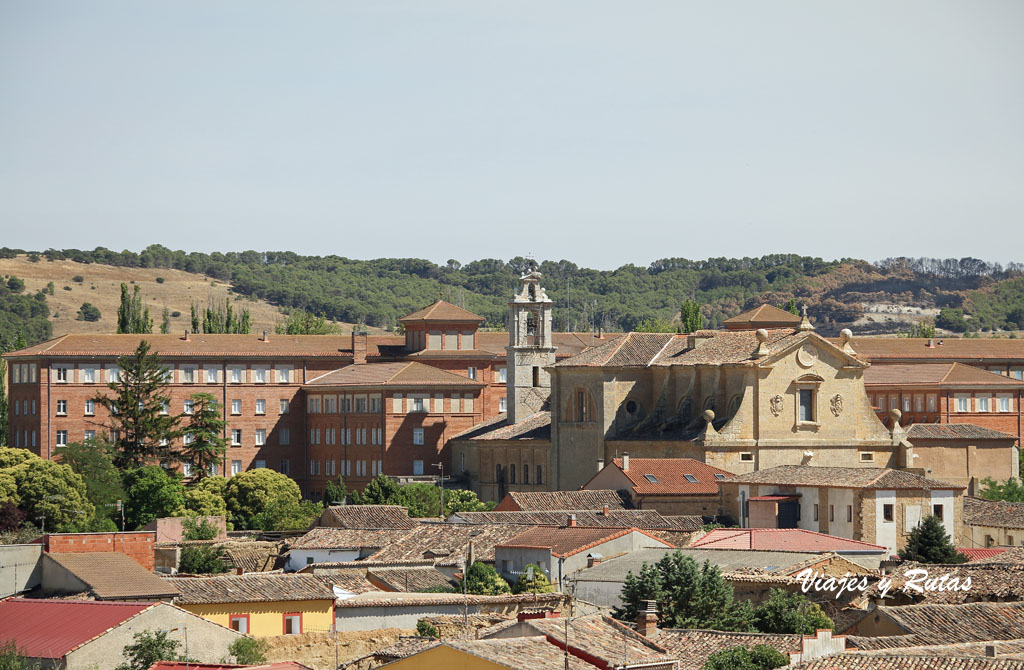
587;554;603;568
635;600;659;637
596;458;605;473
602;504;609;516
261;330;269;342
352;331;367;365
567;513;577;528
927;338;934;348
183;329;190;342
622;453;630;472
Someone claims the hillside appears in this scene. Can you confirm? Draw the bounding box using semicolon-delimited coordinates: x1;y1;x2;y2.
2;247;1024;347
0;256;374;341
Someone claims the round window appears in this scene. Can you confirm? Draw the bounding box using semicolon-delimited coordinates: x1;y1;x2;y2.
626;400;638;414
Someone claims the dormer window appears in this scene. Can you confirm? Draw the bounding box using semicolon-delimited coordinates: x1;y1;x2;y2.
714;473;726;480
644;474;658;483
683;474;698;483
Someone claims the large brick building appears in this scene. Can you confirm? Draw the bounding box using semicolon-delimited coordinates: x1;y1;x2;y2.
3;294;607;498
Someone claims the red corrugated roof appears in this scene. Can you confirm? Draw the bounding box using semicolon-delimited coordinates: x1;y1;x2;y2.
0;599;152;658
959;547;1010;562
690;528;886;553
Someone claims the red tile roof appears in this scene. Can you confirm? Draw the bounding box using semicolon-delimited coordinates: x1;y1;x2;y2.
0;599;152;658
399;300;484;323
690;529;887;553
863;362;1024;387
306;361;483;388
723;304;803;328
959;547;1010;562
844;336;1024;361
908;423;1019;441
497;526;671;558
605;458;734;496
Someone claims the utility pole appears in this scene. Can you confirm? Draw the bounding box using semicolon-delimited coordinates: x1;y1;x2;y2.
433;462;444;518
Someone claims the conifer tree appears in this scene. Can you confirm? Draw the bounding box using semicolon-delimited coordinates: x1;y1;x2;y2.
93;340;179;468
899;515;968;564
190;302;201;333
160;306;170;334
680;299;703;333
179;393;226;479
116;283;153;334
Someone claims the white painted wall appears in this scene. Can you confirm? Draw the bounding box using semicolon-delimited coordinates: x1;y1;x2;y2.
738;486;749;528
931;490;957;543
287;548;361;572
875;490;898;554
797;487;819;531
828;488;855;540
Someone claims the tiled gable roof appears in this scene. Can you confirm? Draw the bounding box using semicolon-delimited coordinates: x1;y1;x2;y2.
452;411;552;441
398;300;484;323
960;547;1011;562
965;497;1024;530
908;424;1019;441
723;304;803;327
605;457;734;496
726;465;964;491
689;528;886;553
5;333;359;359
864;362;1024;387
167;573;335;604
870;558;1024;605
653;329;805;366
550;332;678;368
222;541;284;573
444;636;596;670
844;336;1024;361
44;552;180;600
653;629;801;669
364;522;526;564
451;509;702;531
366;566;455;592
852;602;1024;648
789;655;1024;669
289;527;412;550
497;526;669;558
512;614;671;666
497;489;631;511
306;361;483;388
320;505;419;530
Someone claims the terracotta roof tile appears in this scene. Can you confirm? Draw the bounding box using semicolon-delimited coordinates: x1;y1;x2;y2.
551;333;678;367
306;361;483;388
689;528;886;553
843;336;1024;361
960;547;1011;562
334;592;564;609
497;489;631;512
965;497;1024;530
864;362;1024;387
501;614;672;666
319;505;419;530
366;566;456;592
869;560;1024;605
848;602;1024;648
398;300;484;323
496;526;670;558
452;411;551;441
653;329;807;366
167;573;335;604
44;552;180;600
450;510;701;531
4;333;358;359
289;527;412;550
365;522;527;564
443;636;596;670
726;465;964;490
723;304;803;327
652;628;801;669
603;457;734;496
790;655;1024;669
908;424;1019;441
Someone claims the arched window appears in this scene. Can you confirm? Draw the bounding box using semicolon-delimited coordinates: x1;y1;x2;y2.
509;463;517;484
536;465;543;485
496;464;503;483
522;464;529;484
567;387;596;423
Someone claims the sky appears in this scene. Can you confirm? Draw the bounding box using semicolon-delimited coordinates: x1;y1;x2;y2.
1;1;1022;270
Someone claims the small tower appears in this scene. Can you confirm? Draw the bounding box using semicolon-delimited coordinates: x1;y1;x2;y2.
506;271;557;424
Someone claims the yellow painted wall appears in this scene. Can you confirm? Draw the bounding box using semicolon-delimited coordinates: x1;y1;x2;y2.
384;645;505;670
177;599;334;637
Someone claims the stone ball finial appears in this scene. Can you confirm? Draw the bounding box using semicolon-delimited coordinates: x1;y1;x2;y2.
703;409;715;423
755;329;768;343
889;408;902;422
840;328;853;343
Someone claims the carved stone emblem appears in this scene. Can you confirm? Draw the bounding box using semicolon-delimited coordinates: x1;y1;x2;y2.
769;394;784;417
830;393;844;417
797;344;818;368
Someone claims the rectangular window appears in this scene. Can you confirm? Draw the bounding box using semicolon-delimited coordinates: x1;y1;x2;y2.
412;397;426;412
369;395;381;412
84;430;95;441
160;401;169;415
413;428;424;445
1013;368;1024;381
183;433;194;446
847;505;853;522
427;331;441;349
184;399;195;415
56;400;67;415
231;429;242;446
56;367;68;383
229;615;249;633
914;395;924;412
499;396;507;413
280;459;290;475
253;459;266;469
798;389;814;422
255;429;266;446
829;505;834;522
467;366;477;380
231;460;241;476
462;331;475;349
445;331;458;350
522;465;530;484
277;366;292;383
927;395;936;411
740;452;754;462
464;393;474;413
883;504;894;522
280;399;290;414
813;504;819;522
56;430;68;446
356;397;367;413
860;452;874;462
280;428;290;445
955;395;970;412
253;367;267;383
255;399;266;415
413;460;424;475
978;396;991;413
933;504;944;520
82;367;95;383
999;396;1012;413
205;367;218;384
231;399;241;415
283;613;301;635
230;367;242;383
497;367;507;383
902;397;911;412
183;463;193;477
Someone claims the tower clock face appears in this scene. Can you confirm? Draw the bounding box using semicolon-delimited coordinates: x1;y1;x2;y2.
797;344;818;368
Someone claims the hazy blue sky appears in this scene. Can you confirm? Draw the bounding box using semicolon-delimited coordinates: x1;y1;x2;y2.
1;2;1022;269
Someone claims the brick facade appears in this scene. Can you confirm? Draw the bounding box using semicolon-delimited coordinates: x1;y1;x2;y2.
43;531;157;571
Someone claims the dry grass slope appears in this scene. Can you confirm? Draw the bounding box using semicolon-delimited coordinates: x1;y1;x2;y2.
0;255;377;338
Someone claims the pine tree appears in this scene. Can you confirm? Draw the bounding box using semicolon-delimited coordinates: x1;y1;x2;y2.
93;340;180;468
680;299;703;333
160;306;170;334
116;284;153;334
179;393;226;479
899;515;968;564
190;302;200;333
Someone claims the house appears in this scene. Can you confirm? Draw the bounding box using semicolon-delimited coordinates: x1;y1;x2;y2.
493;524;673;587
332;592;565;632
41;551;181;601
0;598;241;670
372;636;597;670
963;496;1024;548
572;546;872;608
168;573;336;636
689;528;888;567
867;553;1024;605
903;424;1020;494
315;504;419;530
144;516;228;543
582;456;734;515
847;601;1024;647
360;522;529;572
39;531;158;571
651;628;847;668
286;527;414;570
493;489;631;512
720;465;965;554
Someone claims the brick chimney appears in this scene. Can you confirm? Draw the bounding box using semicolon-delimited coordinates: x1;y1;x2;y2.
352;331;367;365
635;600;658;637
587;554;603;568
261;330;269;342
601;504;610;516
622;453;630;472
567;513;577;528
183;329;190;342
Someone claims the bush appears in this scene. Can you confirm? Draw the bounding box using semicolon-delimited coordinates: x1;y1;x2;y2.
72;275;84;283
223;468;303;529
63;286;72;291
170;310;181;318
460;562;510;595
416;620;439;638
156;277;165;284
77;302;101;322
511;563;555;594
178;544;227;574
6;277;24;293
703;644;789;670
229;637;269;665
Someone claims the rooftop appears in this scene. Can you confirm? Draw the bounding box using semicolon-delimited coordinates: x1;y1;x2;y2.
363;522;528;565
497;614;671;666
789;655;1024;669
305;360;484;388
726;465;964;491
495;489;631;512
596;457;735;496
452;410;552;442
366;566;455;592
398;300;484;324
723;304;803;328
44;552;180;600
689;528;887;554
0;599;152;658
167;573;336;605
496;526;669;558
844;336;1024;362
907;424;1020;441
289;526;412;550
849;602;1024;648
449;509;702;531
442;636;596;670
870;557;1024;605
965;497;1024;530
863;362;1024;387
652;628;801;669
318;504;419;530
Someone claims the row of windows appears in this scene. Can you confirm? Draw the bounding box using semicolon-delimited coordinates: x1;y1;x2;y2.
308;394;382;414
50;428;290;448
47;364;295;384
498;463;543;485
10;363;38;384
12;400;37;416
407;329;477;351
309;427;383;445
871;393;1016;413
310;459;383;478
392;393;476;414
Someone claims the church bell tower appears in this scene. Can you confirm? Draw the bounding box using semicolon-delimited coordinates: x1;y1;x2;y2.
506;271;557;424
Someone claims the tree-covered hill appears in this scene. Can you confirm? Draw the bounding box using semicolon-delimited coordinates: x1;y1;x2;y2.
3;246;1024;344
